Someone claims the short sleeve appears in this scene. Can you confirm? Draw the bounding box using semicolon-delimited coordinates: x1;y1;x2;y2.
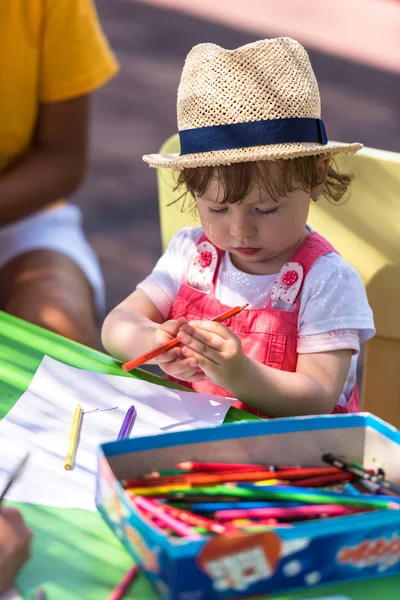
137;227;202;319
297;254;375;351
39;0;119;102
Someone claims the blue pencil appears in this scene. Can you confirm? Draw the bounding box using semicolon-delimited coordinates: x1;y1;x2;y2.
344;481;390;498
344;483;362;496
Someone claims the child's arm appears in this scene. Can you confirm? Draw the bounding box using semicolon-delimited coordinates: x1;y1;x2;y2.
233;349;352;416
102;290;205;382
102;289;165;362
177;320;352;415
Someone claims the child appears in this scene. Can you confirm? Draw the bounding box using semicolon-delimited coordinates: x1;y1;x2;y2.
102;38;375;417
0;0;118;348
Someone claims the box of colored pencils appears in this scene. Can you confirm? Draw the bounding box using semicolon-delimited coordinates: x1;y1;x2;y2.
96;413;400;600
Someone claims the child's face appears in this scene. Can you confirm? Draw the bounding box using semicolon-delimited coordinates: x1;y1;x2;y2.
195;160;322;275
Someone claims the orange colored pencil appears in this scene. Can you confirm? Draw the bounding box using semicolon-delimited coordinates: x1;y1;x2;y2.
123;467;341;488
122;303;249;372
125;474;284;488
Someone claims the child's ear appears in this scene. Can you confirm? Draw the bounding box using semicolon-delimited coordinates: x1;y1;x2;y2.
311;155;331;199
316;155;331;183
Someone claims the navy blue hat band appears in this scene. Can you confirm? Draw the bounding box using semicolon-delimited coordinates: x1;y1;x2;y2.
179;117;328;156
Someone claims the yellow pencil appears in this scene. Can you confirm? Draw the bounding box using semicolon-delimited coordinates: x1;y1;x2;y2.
64;404;83;470
126;484;192;497
254;479;285;486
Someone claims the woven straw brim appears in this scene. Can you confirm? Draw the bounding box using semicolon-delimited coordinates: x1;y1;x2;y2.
143;141;363;170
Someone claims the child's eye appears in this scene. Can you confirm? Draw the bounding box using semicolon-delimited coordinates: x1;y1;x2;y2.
208;207;228;215
256;207;279;216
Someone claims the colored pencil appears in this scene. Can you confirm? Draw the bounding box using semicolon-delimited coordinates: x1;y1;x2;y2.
167;493;262;503
122;303;249;372
259;519;291;527
64;404;83;471
214;504;359;521
108;565;139;600
133;496;203;539
181;501;305;511
125;471;282;488
241;523;291;532
177;461;304;473
168;484;400;510
127;484;192;497
178;461;276;472
356;479;391;496
117;405;137;440
234;484;400;510
254;479;288;486
126;473;274;488
323;453;400;496
291;472;355;487
124;467;341;488
156;503;229;534
231;518;252;525
247;478;282;486
344;483;362;496
144;469;186;479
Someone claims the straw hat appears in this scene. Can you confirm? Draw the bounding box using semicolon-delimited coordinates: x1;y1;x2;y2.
143;37;362;170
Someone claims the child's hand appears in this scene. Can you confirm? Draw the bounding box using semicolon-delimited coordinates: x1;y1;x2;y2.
154;318;206;383
176;320;247;390
0;506;33;593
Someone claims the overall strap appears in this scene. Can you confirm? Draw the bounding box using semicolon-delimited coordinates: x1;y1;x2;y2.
269;231;338;307
186;232;224;293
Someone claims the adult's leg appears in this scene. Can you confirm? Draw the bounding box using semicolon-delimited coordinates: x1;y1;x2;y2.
0;249;99;348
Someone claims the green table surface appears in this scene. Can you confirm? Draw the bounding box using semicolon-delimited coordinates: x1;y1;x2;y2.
0;311;398;599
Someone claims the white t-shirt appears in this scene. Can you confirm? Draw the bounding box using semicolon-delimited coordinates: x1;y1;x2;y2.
137;227;375;406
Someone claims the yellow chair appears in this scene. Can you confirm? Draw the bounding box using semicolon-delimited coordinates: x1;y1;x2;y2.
156;134;400;426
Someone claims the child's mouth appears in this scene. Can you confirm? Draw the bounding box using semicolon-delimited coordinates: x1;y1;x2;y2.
234;247;261;256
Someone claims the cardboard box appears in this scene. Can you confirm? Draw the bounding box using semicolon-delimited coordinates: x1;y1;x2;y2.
96;414;400;599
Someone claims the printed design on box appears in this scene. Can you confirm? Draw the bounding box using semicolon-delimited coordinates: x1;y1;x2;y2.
98;455;117;500
124;522;160;574
187;241;219;293
197;531;281;592
97;457;122;527
154;579;170;599
337;534;400;573
98;455;115;483
103;489;126;539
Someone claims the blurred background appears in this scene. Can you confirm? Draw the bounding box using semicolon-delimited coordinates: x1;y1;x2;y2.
80;0;400;313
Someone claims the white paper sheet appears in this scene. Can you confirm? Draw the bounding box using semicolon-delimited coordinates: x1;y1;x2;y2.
0;356;235;511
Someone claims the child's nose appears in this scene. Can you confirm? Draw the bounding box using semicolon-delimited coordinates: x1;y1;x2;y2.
230;217;256;240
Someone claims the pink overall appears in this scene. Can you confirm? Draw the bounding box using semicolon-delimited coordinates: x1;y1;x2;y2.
168;231;360;416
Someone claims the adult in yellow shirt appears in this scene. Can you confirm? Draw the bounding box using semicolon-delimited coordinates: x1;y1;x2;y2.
0;0;119;347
